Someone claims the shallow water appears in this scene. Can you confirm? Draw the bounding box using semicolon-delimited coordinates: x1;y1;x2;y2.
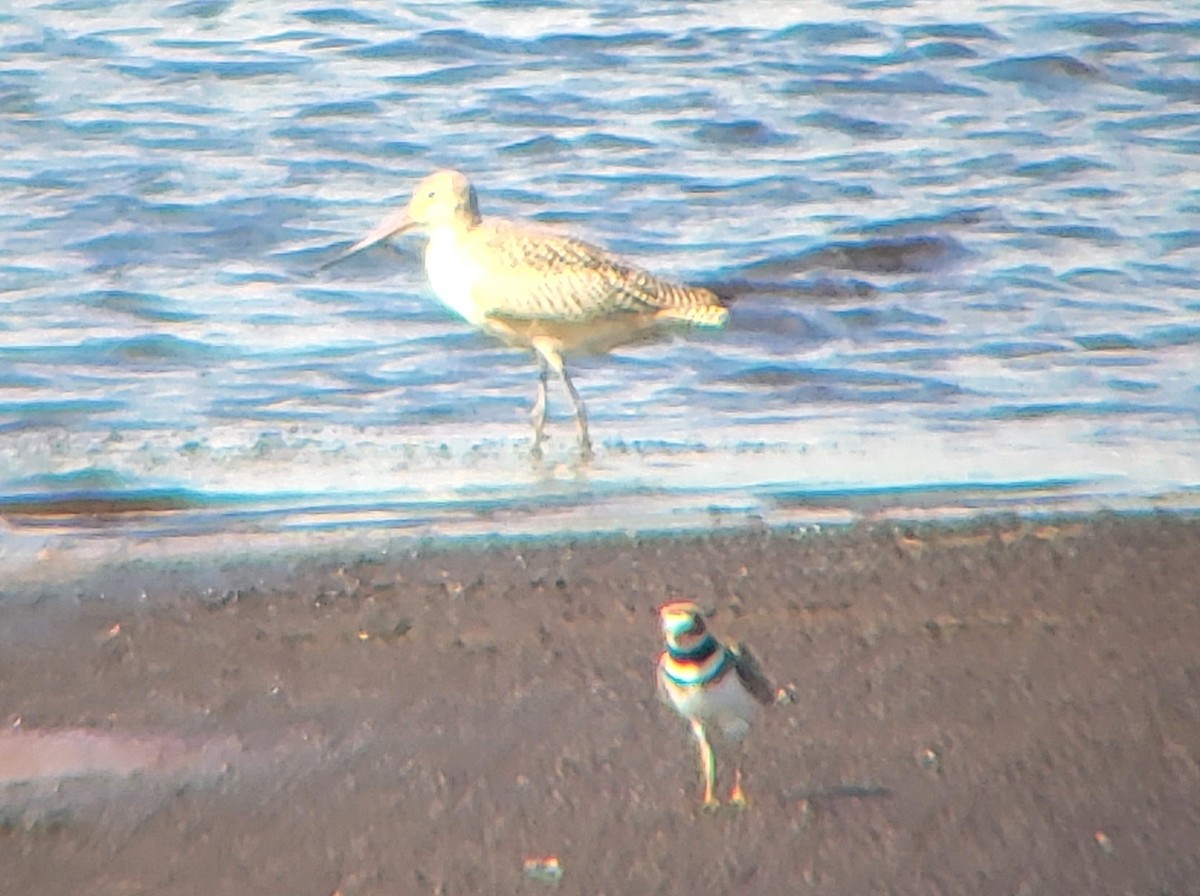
2;1;1199;589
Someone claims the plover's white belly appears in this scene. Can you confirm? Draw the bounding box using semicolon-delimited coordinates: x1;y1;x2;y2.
665;671;759;742
424;233;488;326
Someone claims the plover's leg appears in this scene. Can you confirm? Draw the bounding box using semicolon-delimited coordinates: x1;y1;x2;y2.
690;718;719;810
729;764;747;808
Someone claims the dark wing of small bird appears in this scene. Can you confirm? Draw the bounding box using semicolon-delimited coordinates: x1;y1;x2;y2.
729;641;776;706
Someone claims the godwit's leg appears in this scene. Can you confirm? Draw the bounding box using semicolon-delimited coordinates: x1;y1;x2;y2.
532;338;592;458
558;364;592;458
689;718;720;810
531;354;550;458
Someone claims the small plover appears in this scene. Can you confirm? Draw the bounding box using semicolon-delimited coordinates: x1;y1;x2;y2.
656;600;776;809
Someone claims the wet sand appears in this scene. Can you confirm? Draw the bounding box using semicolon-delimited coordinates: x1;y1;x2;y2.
1;513;1198;895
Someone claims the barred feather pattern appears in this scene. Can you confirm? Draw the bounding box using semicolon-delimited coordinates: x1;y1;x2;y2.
341;168;731;453
465;221;728;323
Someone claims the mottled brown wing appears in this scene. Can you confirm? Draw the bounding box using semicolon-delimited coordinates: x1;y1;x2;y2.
476;221;724;321
729;641;776;706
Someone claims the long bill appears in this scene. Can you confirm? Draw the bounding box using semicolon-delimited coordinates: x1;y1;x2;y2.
319;207;413;271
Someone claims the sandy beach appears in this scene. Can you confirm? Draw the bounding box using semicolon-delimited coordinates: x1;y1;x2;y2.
1;513;1198;895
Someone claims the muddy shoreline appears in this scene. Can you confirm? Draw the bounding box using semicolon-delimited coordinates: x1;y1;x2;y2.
1;513;1198;895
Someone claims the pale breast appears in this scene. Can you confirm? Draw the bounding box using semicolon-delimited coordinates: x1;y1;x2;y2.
658;656;760;741
423;231;489;326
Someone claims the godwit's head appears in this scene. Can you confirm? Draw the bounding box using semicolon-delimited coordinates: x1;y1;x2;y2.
329;169;480;265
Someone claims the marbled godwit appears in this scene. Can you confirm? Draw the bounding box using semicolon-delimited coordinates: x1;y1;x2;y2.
657;600;777;809
327;169;728;458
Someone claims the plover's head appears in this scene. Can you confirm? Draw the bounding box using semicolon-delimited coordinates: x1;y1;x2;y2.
658;600;707;644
